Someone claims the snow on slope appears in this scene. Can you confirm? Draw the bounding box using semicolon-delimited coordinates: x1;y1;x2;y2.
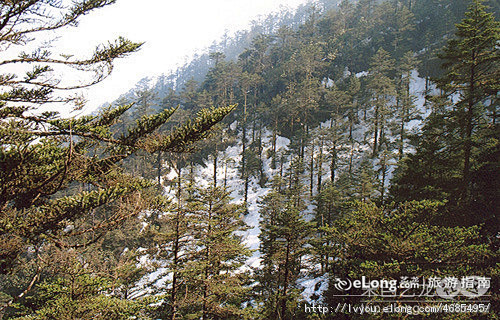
195;132;291;270
135;70;430;302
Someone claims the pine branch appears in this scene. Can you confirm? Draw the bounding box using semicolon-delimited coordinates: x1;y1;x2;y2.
142;105;236;153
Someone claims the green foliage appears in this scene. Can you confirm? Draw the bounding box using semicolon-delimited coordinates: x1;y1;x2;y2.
2;0;499;318
322;200;495;319
256;174;312;320
146;181;251;320
0;1;234;318
367;48;396;157
15;266;155;320
180;185;251;319
391;0;499;229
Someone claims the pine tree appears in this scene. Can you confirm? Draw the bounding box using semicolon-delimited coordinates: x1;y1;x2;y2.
394;51;420;159
324;85;349;183
390;1;416;58
147;158;195;320
376;149;394;204
435;0;499;199
0;1;235;316
390;97;460;204
353;158;378;203
237;70;262;204
257;172;311;320
311;183;346;274
323;200;494;320
391;0;499;228
367;48;396;157
124;83;160;180
180;78;201;112
13;252;155;320
181;185;251;320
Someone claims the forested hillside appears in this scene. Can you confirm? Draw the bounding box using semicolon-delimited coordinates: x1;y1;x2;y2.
1;0;498;319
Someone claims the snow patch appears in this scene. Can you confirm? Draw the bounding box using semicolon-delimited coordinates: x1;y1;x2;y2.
298;274;329;303
355;71;368;78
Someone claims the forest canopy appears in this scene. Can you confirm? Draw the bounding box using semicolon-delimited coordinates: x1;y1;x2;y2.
1;0;498;319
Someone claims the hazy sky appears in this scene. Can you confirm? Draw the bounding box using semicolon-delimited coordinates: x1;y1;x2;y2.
54;0;310;114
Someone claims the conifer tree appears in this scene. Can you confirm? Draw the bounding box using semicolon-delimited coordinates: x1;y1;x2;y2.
311;183;345;274
124;83;160;180
435;0;499;199
394;51;420;159
13;251;155;320
180;78;201;112
147;157;195;320
367;48;396;157
325;85;349;183
237;70;262;204
257;171;311;320
323;200;494;320
389;1;416;58
0;1;235;316
391;0;499;229
181;185;251;320
353;158;378;203
315;128;328;194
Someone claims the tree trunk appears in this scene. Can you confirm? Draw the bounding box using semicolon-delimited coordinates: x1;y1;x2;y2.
372;104;379;157
242;94;247;187
280;241;291;320
399;120;405;160
280;154;285;180
157;151;162;190
330;119;337;183
244;175;249;205
309;139;314;197
170;216;180;320
300;124;307;162
258;120;265;186
424;76;430;107
274;264;282;320
317;137;323;194
171;168;182;320
272;117;278;169
380;156;386;204
224;159;228;188
202;199;213;320
380;112;386;151
462;63;475;200
213;147;217;187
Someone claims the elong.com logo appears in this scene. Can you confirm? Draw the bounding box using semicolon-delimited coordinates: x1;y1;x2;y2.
333;276;491;299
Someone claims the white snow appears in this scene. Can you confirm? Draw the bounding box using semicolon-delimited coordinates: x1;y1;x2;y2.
131;69;431;302
298;273;329;303
356;71;368;78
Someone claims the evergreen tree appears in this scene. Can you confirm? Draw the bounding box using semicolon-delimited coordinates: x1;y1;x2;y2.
14;253;155;320
0;1;235;316
311;183;346;274
147;158;195;320
367;48;396;157
390;97;461;204
323;200;494;320
237;70;262;204
394;51;420;159
257;173;311;320
391;1;416;57
435;0;499;199
324;85;350;183
352;158;379;203
123;83;160;180
181;185;251;320
391;0;499;229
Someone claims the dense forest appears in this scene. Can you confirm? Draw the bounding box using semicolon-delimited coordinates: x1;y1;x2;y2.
1;0;498;319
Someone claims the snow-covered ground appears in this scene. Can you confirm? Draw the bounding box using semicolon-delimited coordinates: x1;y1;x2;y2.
135;70;430;301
